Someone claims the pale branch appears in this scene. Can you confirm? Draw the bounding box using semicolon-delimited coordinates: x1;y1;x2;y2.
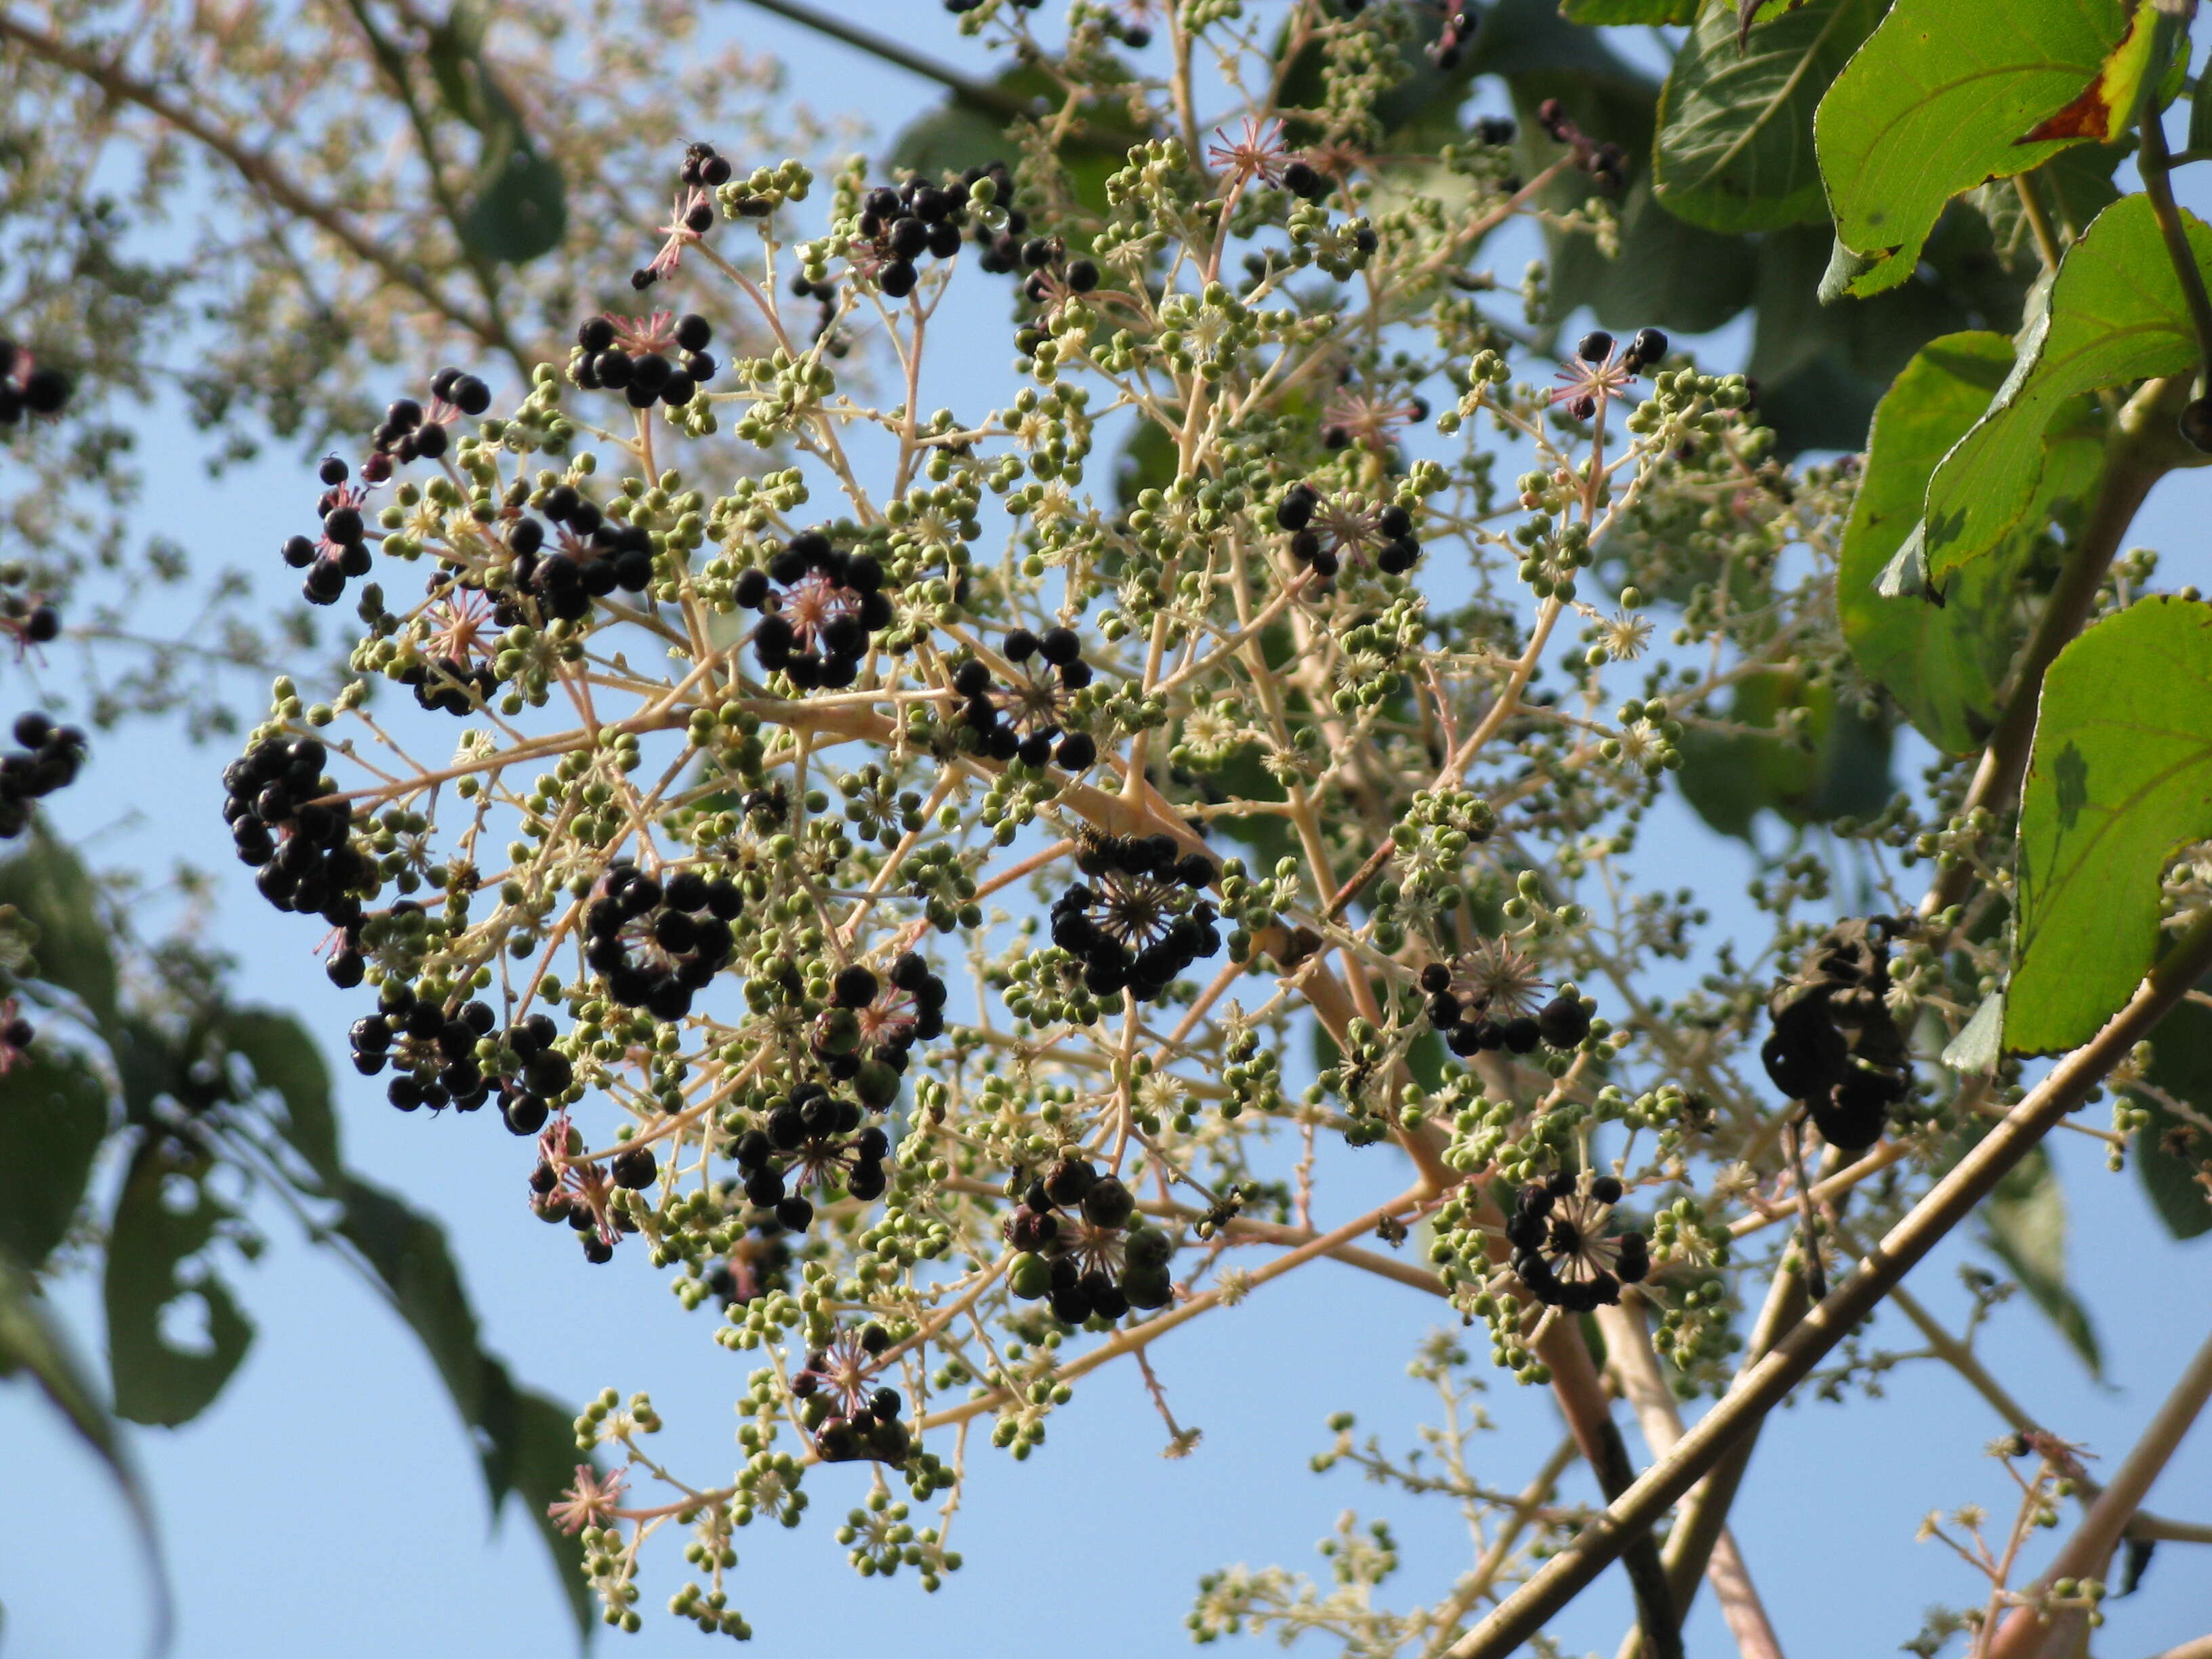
1597;1298;1784;1659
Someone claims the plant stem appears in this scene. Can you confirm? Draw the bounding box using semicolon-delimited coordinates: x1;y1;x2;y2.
2138;105;2212;386
1443;912;2212;1659
1985;1321;2212;1659
729;0;1029;119
1598;1300;1784;1659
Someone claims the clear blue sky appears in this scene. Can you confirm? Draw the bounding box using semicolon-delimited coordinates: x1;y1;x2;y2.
6;5;2211;1656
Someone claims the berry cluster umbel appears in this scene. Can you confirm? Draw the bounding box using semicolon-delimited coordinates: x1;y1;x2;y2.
1003;1155;1175;1322
0;712;85;839
1050;835;1222;1003
585;862;741;1022
954;628;1097;770
1504;1172;1650;1311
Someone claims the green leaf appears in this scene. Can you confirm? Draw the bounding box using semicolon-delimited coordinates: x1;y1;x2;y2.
459;134;567;266
0;833;117;1026
1816;0;2150;295
1943;993;2006;1074
510;1383;599;1639
2122;975;2212;1238
0;1044;110;1270
335;1175;492;1425
1654;0;1884;234
1561;0;1700;22
1981;1145;2102;1374
333;1174;597;1643
1967;140;2128;264
104;1139;254;1427
0;1255;169;1645
2192;58;2212;156
1919;194;2205;590
2009;597;2212;1053
222;1009;341;1191
1675;668;1895;841
1839;331;2099;753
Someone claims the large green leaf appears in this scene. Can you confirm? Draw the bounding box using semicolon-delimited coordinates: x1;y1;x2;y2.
1815;0;2154;295
0;834;117;1026
1917;194;2207;591
1675;668;1895;841
459;137;568;266
1654;0;1884;233
0;1256;169;1641
2009;598;2212;1054
2129;979;2212;1239
335;1175;597;1643
104;1139;255;1427
223;1009;341;1191
1981;1145;2101;1374
336;1175;495;1426
0;1045;110;1270
1839;331;2100;754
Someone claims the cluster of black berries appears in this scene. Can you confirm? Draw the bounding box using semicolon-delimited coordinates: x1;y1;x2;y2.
399;654;497;717
733;531;892;688
350;994;573;1128
1003;234;1101;308
952;628;1097;769
1536;97;1626;190
1760;917;1910;1151
573;314;714;408
284;455;374;607
584;863;740;1021
1050;835;1221;1002
0;338;68;427
224;735;372;937
1505;1172;1649;1311
1275;485;1422;579
681;140;735;191
855;176;972;299
506;487;657;622
1429;5;1475;68
1004;1155;1175;1322
962;162;1042;277
0;712;85;839
1420;964;1591;1059
813;956;947;1108
372;369;492;468
795;1323;912;1464
0;587;59;651
734;1082;891;1235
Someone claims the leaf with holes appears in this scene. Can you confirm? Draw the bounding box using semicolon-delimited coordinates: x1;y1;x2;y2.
1840;331;2101;754
1816;0;2153;295
1916;194;2208;591
1655;0;1883;233
104;1140;255;1427
2009;598;2212;1053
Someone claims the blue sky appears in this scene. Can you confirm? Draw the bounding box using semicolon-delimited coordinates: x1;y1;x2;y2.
6;5;2212;1656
